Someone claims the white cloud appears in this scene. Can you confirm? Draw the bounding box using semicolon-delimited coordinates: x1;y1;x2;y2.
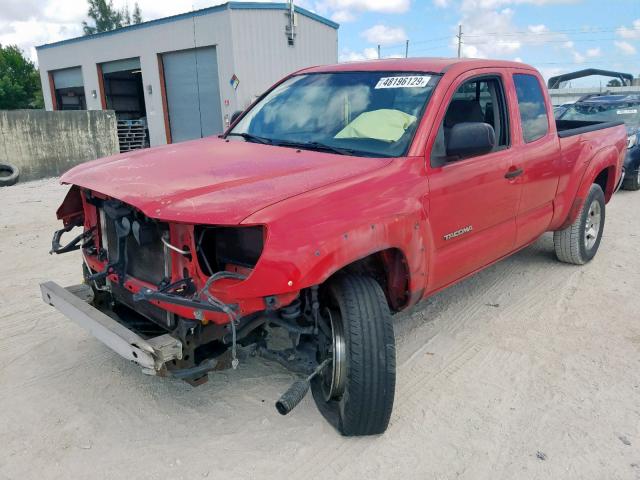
615;40;637;55
339;47;378;62
361;25;407;46
433;0;451;7
585;47;601;58
316;0;410;22
455;7;522;58
527;24;547;34
572;51;585;64
449;0;598;76
318;0;410;14
617;19;640;40
330;10;355;23
460;0;578;9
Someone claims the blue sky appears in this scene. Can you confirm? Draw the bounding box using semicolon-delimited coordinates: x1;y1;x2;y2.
1;0;639;85
325;0;640;83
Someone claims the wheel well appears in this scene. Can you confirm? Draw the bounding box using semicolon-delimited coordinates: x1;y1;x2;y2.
329;248;410;312
594;167;613;201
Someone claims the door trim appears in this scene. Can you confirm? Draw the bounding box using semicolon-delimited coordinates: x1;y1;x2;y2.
157;53;172;145
47;72;58;111
96;64;107;110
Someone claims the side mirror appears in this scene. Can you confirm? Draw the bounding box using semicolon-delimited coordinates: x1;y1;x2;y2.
446;122;496;159
230;110;243;124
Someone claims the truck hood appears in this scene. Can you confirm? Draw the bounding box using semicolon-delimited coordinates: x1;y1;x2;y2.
62;137;391;224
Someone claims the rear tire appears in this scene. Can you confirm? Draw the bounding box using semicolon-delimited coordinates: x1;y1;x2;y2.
311;274;396;436
554;183;605;265
622;168;640;191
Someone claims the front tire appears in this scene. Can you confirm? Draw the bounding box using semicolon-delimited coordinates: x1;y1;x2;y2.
312;274;396;436
554;183;605;265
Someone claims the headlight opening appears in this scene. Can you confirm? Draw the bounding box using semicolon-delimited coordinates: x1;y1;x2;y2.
195;226;265;276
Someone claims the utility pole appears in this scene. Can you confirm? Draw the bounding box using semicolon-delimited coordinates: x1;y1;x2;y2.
405;40;409;58
377;44;381;59
457;24;463;58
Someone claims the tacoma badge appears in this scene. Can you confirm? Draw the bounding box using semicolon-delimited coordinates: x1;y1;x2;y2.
444;225;473;241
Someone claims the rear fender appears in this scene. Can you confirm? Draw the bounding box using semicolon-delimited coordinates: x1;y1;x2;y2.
559;146;619;229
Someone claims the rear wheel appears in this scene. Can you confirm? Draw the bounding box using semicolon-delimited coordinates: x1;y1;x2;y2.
622;168;640;191
554;183;606;265
311;274;396;436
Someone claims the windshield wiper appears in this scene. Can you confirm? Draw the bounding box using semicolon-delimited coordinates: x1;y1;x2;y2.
225;132;273;145
271;140;358;156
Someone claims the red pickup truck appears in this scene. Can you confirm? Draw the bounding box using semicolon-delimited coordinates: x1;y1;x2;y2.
43;58;626;436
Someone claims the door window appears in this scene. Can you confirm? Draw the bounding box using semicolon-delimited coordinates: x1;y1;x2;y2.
431;76;509;165
513;74;549;143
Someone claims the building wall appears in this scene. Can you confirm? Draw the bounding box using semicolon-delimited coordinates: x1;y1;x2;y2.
0;110;119;181
37;9;236;148
549;85;640;105
229;8;338;110
36;5;338;148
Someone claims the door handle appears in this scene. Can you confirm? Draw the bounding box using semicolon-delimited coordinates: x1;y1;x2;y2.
505;167;524;179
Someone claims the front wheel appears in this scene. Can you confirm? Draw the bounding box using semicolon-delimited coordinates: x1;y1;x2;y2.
553;183;606;265
311;274;396;436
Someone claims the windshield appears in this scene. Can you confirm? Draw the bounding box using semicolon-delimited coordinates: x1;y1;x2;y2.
228;71;439;157
559;102;640;130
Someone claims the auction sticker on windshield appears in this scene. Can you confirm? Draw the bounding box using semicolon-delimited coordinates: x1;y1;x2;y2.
375;76;431;89
617;109;638;115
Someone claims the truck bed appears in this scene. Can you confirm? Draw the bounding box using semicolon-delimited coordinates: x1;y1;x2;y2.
556;119;625;138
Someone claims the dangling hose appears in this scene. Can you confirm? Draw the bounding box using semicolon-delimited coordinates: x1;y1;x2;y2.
198;271;246;368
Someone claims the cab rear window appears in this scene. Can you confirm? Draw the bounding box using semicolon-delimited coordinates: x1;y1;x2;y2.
514;74;549;143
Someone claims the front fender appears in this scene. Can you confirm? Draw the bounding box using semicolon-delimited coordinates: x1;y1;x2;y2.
224;157;430;302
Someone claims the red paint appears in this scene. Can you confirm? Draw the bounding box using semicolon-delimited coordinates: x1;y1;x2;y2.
48;72;58;111
96;64;107;110
157;54;172;145
57;59;627;323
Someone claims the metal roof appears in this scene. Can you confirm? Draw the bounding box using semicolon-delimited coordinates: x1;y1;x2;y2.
36;2;339;51
300;57;535;75
547;69;634;89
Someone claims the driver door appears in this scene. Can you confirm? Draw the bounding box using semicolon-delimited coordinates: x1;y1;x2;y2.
426;72;521;292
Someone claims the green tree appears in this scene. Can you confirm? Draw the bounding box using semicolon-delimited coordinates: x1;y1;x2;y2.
82;0;143;36
607;79;622;87
0;45;43;110
132;3;143;24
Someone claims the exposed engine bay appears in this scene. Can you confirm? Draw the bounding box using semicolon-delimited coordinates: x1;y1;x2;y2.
47;187;340;417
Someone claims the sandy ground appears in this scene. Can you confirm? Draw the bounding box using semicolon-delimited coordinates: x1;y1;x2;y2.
0;178;639;480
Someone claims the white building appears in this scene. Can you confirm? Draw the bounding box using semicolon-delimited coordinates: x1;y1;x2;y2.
36;2;338;148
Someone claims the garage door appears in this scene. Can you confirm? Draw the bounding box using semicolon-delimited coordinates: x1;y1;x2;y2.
51;66;86;111
162;47;223;143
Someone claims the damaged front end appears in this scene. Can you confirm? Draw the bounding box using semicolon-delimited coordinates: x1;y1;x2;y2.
43;186;327;403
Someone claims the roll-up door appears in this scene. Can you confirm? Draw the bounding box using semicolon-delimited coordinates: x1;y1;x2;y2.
161;46;223;143
52;67;83;89
51;67;86;110
99;57;148;152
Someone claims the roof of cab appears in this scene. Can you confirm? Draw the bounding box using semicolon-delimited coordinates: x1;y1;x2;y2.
299;57;535;75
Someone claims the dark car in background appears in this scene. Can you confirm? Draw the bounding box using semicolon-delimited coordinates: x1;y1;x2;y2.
558;94;640;190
